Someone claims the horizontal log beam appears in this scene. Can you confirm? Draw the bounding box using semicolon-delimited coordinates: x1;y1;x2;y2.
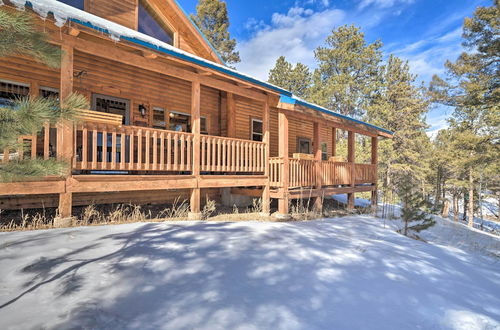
68;175;197;193
198;175;268;188
56;34;268;102
0;180;65;196
279;185;376;199
230;188;264;197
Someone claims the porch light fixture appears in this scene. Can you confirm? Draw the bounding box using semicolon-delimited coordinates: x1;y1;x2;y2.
139;104;147;117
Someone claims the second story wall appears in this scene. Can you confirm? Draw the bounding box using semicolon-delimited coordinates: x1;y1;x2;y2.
62;0;223;63
86;0;138;29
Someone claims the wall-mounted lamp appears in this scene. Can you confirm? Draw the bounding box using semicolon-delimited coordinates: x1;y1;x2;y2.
139;104;147;117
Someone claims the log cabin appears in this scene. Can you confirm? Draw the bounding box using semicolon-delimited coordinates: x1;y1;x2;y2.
0;0;393;220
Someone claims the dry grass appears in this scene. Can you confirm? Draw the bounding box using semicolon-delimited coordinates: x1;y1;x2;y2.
0;194;373;231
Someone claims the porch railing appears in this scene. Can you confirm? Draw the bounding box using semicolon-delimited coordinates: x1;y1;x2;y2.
1;123;55;163
2;118;265;176
200;135;266;173
269;157;376;189
74;122;194;172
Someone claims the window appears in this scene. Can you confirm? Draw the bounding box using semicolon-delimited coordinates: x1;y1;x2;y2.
321;142;328;160
91;94;130;125
138;1;174;45
168;111;207;133
0;80;30;107
153;107;166;129
297;137;311;154
40;87;59;101
251;119;263;142
56;0;85;10
169;112;191;132
201;117;208;134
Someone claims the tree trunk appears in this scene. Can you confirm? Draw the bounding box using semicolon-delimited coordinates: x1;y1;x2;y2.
497;192;500;222
463;192;467;221
468;169;474;227
453;193;459;222
478;170;483;229
435;167;441;208
441;199;450;218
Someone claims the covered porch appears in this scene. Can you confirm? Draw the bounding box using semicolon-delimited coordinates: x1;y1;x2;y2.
268;106;383;217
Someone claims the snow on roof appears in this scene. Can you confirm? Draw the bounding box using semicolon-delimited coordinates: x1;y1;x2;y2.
280;95;394;136
10;0;392;135
13;0;290;95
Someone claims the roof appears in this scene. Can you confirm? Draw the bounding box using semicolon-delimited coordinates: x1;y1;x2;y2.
21;0;393;137
279;95;394;136
172;0;227;66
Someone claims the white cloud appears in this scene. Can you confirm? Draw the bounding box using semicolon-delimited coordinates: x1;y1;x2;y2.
358;0;414;10
390;27;464;84
236;7;345;80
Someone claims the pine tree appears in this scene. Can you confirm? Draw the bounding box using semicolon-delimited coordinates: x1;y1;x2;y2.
0;7;60;68
190;0;240;65
399;177;435;237
366;55;431;210
430;1;499;227
310;25;383;118
268;56;312;99
0;7;88;181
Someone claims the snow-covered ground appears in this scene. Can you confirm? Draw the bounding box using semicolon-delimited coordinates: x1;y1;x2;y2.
1;217;499;329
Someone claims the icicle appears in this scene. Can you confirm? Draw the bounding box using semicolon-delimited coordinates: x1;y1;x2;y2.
10;0;26;9
53;12;68;27
109;34;121;42
31;3;49;20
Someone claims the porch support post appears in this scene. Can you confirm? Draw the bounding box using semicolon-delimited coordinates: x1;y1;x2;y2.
371;136;379;212
57;44;74;162
347;131;355;209
262;96;271;215
57;43;74;221
190;80;202;220
313;122;323;213
226;92;236;138
277;110;289;217
332;127;336;157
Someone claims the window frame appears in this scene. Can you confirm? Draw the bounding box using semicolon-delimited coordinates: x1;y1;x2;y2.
168;111;208;134
152;106;167;129
321;142;328;160
250;118;263;142
0;79;30;107
297;137;312;154
137;0;177;47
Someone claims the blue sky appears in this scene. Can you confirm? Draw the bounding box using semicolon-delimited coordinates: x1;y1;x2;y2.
179;0;490;134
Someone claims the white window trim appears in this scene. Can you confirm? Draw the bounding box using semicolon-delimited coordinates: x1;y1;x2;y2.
251;118;263;141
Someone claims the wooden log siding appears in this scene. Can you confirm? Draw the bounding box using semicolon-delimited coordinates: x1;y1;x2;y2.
75;122;193;172
200;135;266;173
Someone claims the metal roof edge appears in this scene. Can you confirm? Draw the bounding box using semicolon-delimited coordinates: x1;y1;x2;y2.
68;18;292;96
280;94;394;136
171;0;227;66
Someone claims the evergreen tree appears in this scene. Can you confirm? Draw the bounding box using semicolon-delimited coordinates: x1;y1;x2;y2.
366;55;431;206
190;0;240;65
399;177;435;237
430;1;499;227
310;25;383;118
0;7;88;181
0;7;60;67
268;56;312;99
